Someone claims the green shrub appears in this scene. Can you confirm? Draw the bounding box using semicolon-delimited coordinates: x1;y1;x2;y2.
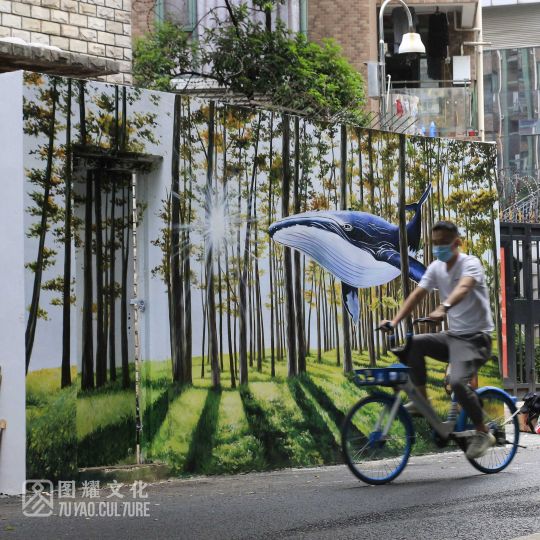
27;388;77;481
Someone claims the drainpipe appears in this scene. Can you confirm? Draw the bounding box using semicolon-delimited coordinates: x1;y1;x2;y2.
299;0;307;35
476;0;485;141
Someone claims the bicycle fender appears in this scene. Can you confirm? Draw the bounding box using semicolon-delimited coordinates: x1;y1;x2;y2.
455;386;517;431
475;386;518;406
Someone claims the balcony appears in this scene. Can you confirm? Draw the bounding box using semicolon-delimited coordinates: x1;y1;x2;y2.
386;82;474;139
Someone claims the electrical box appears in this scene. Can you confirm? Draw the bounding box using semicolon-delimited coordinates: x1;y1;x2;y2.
367;61;380;98
453;56;471;84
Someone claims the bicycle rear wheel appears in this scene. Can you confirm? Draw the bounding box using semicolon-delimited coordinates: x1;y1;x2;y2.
459;388;519;474
341;394;414;485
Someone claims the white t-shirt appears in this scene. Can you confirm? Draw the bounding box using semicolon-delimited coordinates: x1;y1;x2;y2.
418;253;494;334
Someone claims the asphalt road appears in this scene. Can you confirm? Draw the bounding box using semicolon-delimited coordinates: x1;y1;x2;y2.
2;434;540;540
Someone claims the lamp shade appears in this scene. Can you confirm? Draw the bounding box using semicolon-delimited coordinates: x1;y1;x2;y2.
398;32;426;54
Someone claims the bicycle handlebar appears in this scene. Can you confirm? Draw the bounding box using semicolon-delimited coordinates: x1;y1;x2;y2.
375;317;441;333
413;317;441;326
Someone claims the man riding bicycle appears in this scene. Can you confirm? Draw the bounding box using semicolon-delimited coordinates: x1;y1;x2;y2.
381;220;495;459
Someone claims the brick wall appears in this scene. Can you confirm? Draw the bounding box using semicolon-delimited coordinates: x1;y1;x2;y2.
308;0;478;79
0;0;132;82
308;0;377;79
132;0;156;39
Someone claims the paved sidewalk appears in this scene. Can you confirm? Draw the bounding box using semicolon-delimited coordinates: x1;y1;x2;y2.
518;432;540;449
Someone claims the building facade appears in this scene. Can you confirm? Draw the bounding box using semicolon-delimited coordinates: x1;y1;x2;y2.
132;0;305;39
483;0;540;198
306;0;481;138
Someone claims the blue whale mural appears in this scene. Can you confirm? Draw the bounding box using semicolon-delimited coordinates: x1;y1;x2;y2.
269;185;431;323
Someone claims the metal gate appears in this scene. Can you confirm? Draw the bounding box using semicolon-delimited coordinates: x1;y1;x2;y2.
500;222;540;395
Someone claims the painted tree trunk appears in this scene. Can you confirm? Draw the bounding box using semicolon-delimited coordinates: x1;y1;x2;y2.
331;277;341;366
61;79;72;388
224;246;235;387
316;270;322;363
218;257;224;371
95;171;107;387
205;101;220;389
340;125;353;373
398;134;412;335
26;78;58;372
238;115;262;384
81;170;95;390
121;185;131;389
266;114;275;376
183;105;194;384
248;259;253;368
170;94;185;383
183;230;192;384
254;213;263;373
281;115;297;377
293;118;306;373
109;179;117;381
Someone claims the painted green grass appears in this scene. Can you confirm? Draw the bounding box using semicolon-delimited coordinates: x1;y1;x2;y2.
139;347;505;472
208;390;266;473
76;390;136;440
146;387;208;472
250;381;323;466
26;367;77;407
25;344;505;478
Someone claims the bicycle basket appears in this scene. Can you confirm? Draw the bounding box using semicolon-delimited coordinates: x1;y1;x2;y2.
353;363;410;387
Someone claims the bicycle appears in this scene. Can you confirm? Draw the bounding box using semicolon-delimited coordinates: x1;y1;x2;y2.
341;318;521;485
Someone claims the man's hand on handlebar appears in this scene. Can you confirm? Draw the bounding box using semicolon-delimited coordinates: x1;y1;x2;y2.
378;320;396;333
427;305;447;322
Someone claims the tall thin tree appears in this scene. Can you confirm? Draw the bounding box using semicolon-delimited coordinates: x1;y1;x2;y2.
26;78;58;372
340;125;353;373
205;101;220;389
282;114;297;377
108;176;117;381
293;118;306;373
95;170;107;387
238;114;262;384
170;94;185;383
61;79;72;388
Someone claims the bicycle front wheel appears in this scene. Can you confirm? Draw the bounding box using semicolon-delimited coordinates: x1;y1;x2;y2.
459;388;519;474
341;394;414;485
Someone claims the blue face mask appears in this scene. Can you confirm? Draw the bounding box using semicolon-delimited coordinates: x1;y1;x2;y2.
432;243;454;262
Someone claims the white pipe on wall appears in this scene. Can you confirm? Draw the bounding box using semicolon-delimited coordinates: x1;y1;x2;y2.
476;0;485;141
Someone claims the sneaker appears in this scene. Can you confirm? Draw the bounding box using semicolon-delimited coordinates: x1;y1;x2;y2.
466;431;496;459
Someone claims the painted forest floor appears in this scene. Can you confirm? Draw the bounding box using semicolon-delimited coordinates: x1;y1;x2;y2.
24;347;502;480
141;347;502;476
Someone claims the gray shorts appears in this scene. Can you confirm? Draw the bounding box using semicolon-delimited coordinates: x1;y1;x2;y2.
406;331;492;387
405;331;492;425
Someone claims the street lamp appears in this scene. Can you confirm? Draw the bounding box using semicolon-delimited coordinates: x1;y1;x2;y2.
378;0;425;126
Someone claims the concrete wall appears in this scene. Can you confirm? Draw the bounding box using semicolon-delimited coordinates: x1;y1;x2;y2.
0;71;26;495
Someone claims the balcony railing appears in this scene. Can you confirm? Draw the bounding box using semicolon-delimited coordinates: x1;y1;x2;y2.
386;83;473;139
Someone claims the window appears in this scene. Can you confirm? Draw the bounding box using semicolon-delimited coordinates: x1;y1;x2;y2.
162;0;197;30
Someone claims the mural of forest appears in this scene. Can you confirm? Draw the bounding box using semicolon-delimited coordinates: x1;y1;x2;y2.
20;72;500;480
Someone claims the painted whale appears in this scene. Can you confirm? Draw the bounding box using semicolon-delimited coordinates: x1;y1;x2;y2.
268;185;431;323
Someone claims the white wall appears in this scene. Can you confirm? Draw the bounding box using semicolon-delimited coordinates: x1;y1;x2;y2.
0;71;26;495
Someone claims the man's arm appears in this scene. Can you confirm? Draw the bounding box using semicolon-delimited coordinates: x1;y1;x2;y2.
382;286;428;328
429;276;476;320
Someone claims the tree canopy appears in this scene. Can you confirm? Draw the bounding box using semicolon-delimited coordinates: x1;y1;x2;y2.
133;3;366;124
